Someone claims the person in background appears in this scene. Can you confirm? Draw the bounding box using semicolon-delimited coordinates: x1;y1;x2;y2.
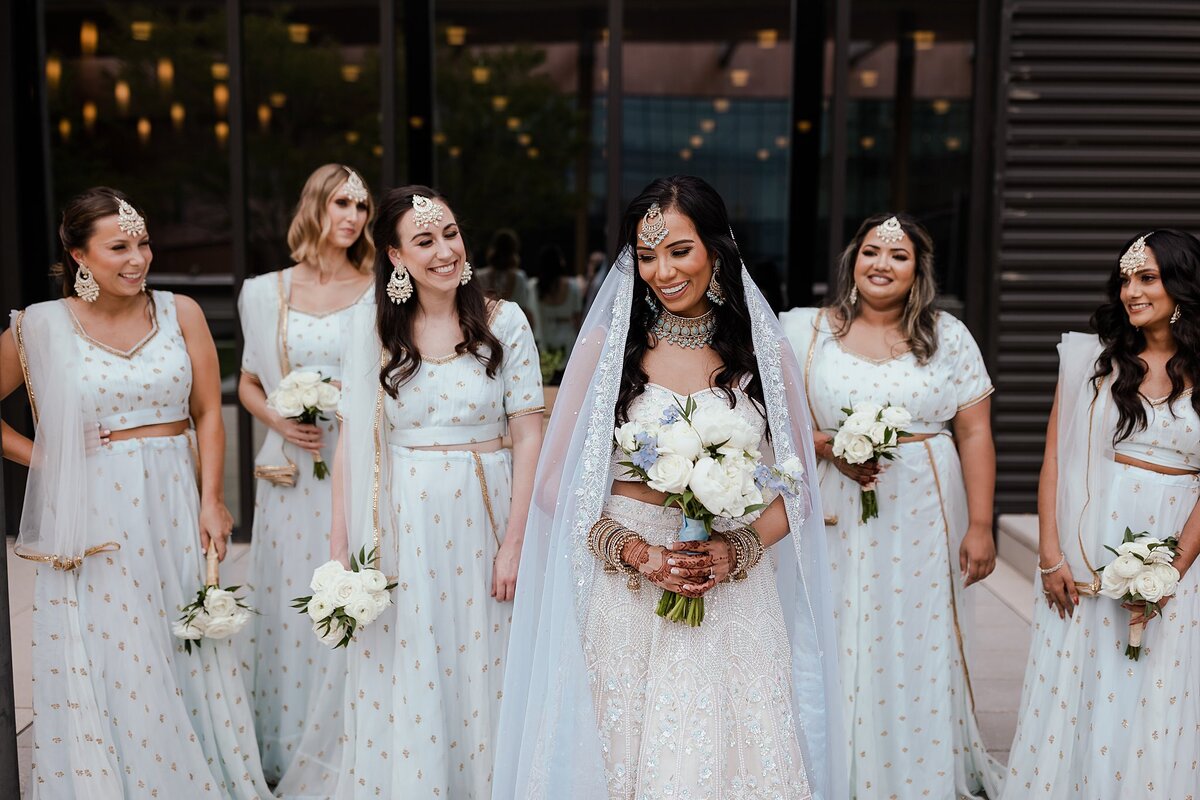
529;244;583;377
476;227;538;330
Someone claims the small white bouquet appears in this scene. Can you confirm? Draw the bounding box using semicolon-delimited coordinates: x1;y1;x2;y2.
266;370;341;479
173;550;253;655
292;546;396;649
614;397;805;626
830;401;911;523
1098;527;1181;661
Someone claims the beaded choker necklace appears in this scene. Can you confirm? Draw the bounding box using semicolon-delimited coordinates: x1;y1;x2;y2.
652;307;716;349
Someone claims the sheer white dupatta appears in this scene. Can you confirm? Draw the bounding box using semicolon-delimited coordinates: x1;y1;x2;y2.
493;248;846;800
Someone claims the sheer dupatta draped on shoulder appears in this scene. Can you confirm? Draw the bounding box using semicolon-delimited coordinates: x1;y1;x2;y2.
493;247;846;800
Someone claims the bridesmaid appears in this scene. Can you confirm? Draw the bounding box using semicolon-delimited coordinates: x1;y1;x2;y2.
0;188;269;797
238;164;375;784
781;213;1003;799
1002;230;1200;798
327;185;544;798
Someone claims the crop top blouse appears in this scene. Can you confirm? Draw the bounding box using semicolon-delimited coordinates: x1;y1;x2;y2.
1111;390;1200;472
610;382;767;482
382;300;545;447
69;290;193;432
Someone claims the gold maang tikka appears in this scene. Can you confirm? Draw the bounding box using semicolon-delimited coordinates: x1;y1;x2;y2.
638;202;669;249
117;198;146;238
1120;235;1148;276
411;195;444;229
341;168;368;203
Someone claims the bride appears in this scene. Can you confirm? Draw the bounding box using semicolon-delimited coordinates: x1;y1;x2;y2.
493;175;843;800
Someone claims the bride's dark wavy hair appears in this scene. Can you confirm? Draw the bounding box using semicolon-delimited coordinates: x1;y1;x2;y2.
615;175;764;424
1090;228;1200;444
373;185;502;396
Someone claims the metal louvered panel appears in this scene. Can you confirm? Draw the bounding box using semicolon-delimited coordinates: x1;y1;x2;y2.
991;0;1200;512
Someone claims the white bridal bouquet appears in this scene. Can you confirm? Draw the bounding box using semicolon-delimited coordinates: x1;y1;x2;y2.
292;546;397;649
266;370;341;479
173;550;253;655
614;397;805;626
1098;527;1181;661
831;401;911;523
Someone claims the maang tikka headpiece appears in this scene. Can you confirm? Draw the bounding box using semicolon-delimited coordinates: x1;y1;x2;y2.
117;198;146;238
638;202;669;249
411;195;444;229
1120;235;1149;276
340;167;368;204
876;216;905;244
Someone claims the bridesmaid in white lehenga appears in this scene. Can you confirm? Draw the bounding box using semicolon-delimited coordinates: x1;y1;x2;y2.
238;164;374;785
0;188;269;798
781;213;1003;799
1002;230;1200;798
325;185;544;799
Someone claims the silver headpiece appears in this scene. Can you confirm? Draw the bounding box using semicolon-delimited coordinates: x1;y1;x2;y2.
876;216;905;244
411;195;444;229
117;198;146;237
340;168;368;204
638;202;669;249
1120;235;1148;276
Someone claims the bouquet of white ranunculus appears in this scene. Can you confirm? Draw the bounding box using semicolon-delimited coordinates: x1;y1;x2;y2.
831;401;911;523
173;550;253;655
1098;527;1180;661
266;370;341;479
291;546;396;649
614;397;804;626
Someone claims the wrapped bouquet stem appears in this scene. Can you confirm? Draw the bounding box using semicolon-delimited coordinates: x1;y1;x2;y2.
1098;527;1181;661
266;370;340;479
173;549;253;654
830;401;911;523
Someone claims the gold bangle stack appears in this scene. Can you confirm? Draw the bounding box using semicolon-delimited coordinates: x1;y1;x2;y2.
587;516;645;590
721;525;764;581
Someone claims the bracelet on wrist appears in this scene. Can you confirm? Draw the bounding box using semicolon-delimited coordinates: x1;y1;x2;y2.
588;516;646;591
1039;553;1066;575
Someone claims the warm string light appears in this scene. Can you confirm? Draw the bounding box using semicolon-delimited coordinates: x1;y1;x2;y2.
114;80;131;114
137;117;151;145
341;64;361;82
257;103;271;130
472;66;490;84
211;62;229;80
170;102;186;131
288;23;310;44
80;21;98;56
445;26;466;46
45;57;62;91
214;120;229;146
82;101;97;131
213;83;229;116
157;57;174;91
131;21;153;41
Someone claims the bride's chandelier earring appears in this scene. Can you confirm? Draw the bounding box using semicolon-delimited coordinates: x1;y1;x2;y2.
386;251;414;304
705;257;726;305
644;288;659;315
460;260;473;286
74;261;100;303
1171;305;1181;325
849;283;859;305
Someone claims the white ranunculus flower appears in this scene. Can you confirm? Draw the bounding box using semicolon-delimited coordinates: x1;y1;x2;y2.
656;422;704;461
328;573;362;606
1110;553;1144;580
615;420;645;453
172;619;205;640
1116;540;1151;560
344;595;381;625
360;569;388;593
1149;561;1180;597
688;405;735;448
317;382;341;410
314;619;347;647
1099;565;1132;600
880;405;912;428
646;453;694;494
203;588;239;618
1145;545;1174;564
841;412;875;436
271;388;305;418
1132;571;1166;603
867;421;890;446
202;613;242;639
852;401;883;418
310;560;346;592
306;593;336;622
300;385;321;408
371;590;392;614
291;371;323;387
838;433;875;465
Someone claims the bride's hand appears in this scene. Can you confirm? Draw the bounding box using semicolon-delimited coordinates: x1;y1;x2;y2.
668;537;735;588
627;542;714;598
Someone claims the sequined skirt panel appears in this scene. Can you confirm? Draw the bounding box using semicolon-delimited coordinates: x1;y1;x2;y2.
582;495;811;800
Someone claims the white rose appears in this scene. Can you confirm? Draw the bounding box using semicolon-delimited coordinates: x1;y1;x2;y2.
834;432;875;465
1110;553;1144;580
841;412;874;436
1149;562;1180;597
344;595;381;625
851;401;883;418
314;619;347;648
656;423;704;461
310;560;346;592
268;388;303;418
688;457;743;517
202;613;242;639
1132;571;1166;604
300;385;321;408
717;416;761;458
1098;565;1132;600
615;421;645;453
291;371;322;387
688;405;734;448
202;588;238;618
646;453;694;494
880;405;912;428
867;421;889;446
306;593;336;622
1116;540;1152;560
1145;546;1174;564
328;574;362;607
317;382;341;410
360;569;388;593
371;590;392;615
172;619;204;640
